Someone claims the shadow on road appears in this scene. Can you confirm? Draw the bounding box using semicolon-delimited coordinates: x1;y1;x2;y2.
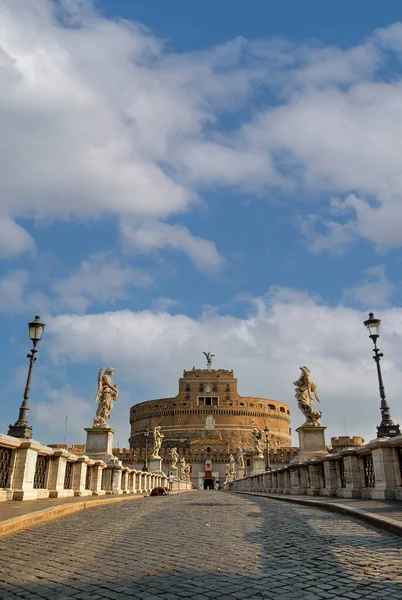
0;492;401;599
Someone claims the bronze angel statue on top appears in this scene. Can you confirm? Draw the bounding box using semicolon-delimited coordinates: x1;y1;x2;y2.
203;351;215;366
93;367;119;428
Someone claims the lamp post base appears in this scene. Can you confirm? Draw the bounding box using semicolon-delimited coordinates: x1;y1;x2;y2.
8;423;32;439
377;422;401;438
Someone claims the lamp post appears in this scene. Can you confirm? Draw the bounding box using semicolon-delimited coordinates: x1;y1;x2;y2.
142;427;150;472
363;312;401;438
264;426;271;471
8;316;46;439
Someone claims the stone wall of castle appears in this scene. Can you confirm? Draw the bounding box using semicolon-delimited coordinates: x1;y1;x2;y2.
129;367;292;453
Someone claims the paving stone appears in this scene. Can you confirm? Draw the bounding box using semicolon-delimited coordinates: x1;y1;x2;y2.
0;492;402;599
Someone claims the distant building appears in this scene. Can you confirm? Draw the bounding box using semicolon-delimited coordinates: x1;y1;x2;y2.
128;363;292;489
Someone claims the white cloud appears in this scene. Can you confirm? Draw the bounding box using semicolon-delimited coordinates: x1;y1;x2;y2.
46;288;402;445
0;217;35;258
0;270;29;312
51;253;153;312
344;265;397;309
32;385;92;443
2;0;402;256
121;221;224;273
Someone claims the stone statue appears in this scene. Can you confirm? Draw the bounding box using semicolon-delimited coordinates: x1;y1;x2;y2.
229;453;236;474
93;367;118;428
151;426;164;459
225;463;231;481
293;366;322;427
203;351;215;366
180;457;187;479
236;448;245;469
252;428;264;458
170;447;179;469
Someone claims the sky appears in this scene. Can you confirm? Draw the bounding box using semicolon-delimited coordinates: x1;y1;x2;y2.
2;0;402;448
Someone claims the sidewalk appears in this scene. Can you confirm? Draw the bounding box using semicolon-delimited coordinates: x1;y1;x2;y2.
0;490;192;537
234;491;402;536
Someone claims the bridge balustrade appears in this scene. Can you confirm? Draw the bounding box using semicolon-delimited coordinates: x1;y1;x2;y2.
0;433;189;501
229;435;402;501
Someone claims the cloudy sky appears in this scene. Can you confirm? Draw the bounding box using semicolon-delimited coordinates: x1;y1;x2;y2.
2;0;402;448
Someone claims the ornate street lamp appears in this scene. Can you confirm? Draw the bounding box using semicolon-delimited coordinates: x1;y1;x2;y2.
363;312;401;438
8;315;46;439
264;426;271;471
142;427;150;472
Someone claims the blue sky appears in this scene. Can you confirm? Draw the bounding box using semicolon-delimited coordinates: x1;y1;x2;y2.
2;0;402;448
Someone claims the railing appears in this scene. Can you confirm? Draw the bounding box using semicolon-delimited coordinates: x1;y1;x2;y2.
363;454;375;488
85;466;93;490
339;459;346;488
229;437;402;501
319;463;326;488
0;447;12;488
63;462;73;490
397;447;402;485
0;435;177;501
33;455;49;489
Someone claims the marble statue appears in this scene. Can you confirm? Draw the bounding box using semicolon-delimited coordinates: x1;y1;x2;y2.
93;367;118;428
293;366;322;427
236;448;245;469
252;428;264;458
203;351;215;366
151;426;164;459
180;457;186;478
225;463;231;481
229;453;236;474
170;447;179;469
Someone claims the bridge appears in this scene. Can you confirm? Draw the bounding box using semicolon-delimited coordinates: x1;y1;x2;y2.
1;491;402;599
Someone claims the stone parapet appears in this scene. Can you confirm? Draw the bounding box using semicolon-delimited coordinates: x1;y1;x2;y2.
229;436;402;501
0;434;169;501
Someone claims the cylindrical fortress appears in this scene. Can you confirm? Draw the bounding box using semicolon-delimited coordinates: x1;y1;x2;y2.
129;366;291;452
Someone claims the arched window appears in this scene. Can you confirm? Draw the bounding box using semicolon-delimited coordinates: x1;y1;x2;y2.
246;459;251;467
268;404;275;410
280;407;286;413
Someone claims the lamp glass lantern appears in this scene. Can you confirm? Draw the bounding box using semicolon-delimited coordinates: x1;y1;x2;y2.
363;312;381;339
28;315;46;346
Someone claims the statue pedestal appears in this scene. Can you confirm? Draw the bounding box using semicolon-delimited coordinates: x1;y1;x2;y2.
85;427;115;462
290;425;328;464
149;457;163;473
236;467;245;480
252;456;265;475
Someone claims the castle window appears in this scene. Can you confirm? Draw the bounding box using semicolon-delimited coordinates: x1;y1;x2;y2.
240;402;244;407
280;407;285;413
212;383;217;392
287;410;290;415
226;384;230;392
185;393;190;400
198;397;205;406
268;404;275;410
199;383;204;392
178;418;182;423
259;403;263;409
251;420;255;424
206;447;211;453
185;383;190;392
246;459;251;467
250;404;254;408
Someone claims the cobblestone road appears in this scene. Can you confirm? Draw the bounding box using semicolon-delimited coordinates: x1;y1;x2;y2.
1;491;402;599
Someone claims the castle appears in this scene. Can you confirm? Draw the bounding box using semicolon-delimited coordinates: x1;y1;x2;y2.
127;359;295;488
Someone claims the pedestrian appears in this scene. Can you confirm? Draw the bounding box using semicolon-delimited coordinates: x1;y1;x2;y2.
168;472;175;492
